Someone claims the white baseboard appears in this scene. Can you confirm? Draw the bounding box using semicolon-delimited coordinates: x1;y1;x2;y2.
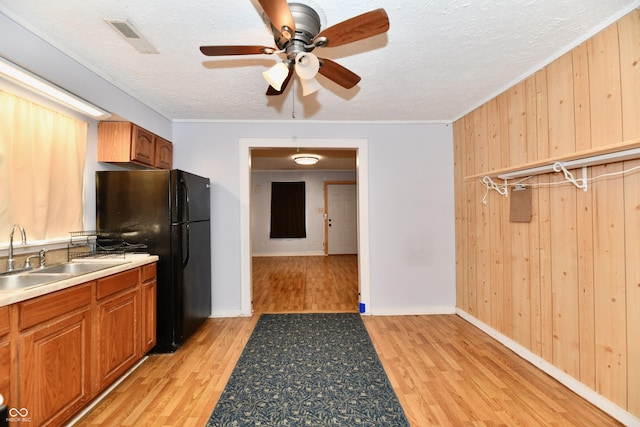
369;305;456;316
66;357;149;426
251;251;327;257
456;308;640;427
209;309;248;318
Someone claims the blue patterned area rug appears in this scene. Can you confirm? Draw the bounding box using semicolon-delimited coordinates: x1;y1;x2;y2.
206;313;409;426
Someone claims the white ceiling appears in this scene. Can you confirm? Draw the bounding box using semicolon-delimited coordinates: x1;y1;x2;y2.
0;1;638;122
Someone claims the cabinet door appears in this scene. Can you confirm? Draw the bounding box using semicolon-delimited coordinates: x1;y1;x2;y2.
18;308;92;426
141;279;157;354
97;289;139;390
154;137;173;169
140;263;157;355
130;125;155;166
0;305;10;409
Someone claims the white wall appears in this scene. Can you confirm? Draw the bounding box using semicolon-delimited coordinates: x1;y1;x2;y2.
251;170;357;256
173;121;456;316
2;12;457;317
1;12;174;234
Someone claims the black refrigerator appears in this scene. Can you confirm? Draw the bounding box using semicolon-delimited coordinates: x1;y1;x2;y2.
95;169;212;353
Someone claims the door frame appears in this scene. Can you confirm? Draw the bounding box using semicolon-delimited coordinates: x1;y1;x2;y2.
324;180;357;255
239;138;370;315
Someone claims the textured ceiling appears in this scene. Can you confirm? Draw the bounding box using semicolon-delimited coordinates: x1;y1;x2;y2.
0;0;638;122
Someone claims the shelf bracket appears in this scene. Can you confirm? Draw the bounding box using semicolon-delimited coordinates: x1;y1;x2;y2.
482;176;508;197
553;162;588;191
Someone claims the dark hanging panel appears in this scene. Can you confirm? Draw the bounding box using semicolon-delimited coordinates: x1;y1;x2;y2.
270;181;306;238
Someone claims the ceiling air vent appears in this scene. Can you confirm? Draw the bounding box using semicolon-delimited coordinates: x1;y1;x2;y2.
105;19;158;54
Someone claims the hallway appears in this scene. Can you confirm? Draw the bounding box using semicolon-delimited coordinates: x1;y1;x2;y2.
252;255;358;313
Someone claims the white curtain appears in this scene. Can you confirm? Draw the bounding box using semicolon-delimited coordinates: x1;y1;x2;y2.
0;90;87;241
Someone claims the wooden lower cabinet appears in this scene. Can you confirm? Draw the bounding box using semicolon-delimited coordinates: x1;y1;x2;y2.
19;309;92;426
2;262;156;427
0;305;11;410
17;284;92;426
140;263;157;355
97;288;139;390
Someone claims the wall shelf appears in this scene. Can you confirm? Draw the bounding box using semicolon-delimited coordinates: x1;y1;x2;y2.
465;137;640;181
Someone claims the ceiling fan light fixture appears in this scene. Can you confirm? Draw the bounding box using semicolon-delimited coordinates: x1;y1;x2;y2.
299;77;321;96
262;62;290;91
294;52;319;79
293;155;319;165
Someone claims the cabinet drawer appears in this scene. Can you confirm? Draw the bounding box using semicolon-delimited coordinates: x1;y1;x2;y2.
141;263;156;283
19;283;92;330
0;305;9;337
97;268;139;300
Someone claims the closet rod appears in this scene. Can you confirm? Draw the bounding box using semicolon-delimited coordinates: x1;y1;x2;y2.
497;147;640;180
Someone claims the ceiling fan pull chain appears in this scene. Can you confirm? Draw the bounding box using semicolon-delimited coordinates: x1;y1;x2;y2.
292;79;296;119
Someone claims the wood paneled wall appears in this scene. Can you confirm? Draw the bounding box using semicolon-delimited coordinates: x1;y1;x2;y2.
453;10;640;416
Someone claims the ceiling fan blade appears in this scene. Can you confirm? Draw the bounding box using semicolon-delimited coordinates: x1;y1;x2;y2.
200;45;276;56
266;67;294;96
257;0;296;36
318;58;361;89
314;9;389;48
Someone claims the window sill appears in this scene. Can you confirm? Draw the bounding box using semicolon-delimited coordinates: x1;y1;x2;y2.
0;237;70;256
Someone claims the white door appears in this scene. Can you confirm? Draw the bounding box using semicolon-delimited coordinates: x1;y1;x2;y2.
327;184;357;254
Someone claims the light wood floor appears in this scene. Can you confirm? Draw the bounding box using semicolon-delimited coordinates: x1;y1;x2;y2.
251;255;359;313
76;255;620;426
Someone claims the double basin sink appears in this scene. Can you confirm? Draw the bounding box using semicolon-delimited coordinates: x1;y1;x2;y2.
0;261;128;292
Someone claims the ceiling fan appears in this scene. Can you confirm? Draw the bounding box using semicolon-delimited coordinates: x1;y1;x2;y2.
199;0;389;96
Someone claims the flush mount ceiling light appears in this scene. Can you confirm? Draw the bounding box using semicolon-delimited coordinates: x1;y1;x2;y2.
293;155;319;165
199;1;389;97
0;56;111;119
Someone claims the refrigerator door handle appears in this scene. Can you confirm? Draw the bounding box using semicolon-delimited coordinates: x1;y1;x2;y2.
183;223;190;267
181;177;191;267
181;177;191;223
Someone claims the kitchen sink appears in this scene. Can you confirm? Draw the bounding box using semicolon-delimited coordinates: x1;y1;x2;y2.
0;273;72;292
0;261;129;292
29;262;126;275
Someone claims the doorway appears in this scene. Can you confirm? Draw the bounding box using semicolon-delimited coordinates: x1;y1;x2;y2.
325;182;357;255
239;138;371;315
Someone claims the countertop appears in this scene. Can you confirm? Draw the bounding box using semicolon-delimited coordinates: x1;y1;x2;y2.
0;253;159;307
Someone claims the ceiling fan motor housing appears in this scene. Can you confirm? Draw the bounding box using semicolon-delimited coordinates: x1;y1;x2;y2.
273;2;321;56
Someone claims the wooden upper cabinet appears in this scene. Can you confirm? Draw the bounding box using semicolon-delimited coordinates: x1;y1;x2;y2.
130;125;155;166
154;136;173;169
98;121;173;169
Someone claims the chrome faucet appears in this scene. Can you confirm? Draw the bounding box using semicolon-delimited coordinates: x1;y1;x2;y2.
7;224;27;272
24;249;47;269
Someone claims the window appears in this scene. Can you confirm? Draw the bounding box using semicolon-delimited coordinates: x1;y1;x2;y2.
0;90;87;242
270;181;306;238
